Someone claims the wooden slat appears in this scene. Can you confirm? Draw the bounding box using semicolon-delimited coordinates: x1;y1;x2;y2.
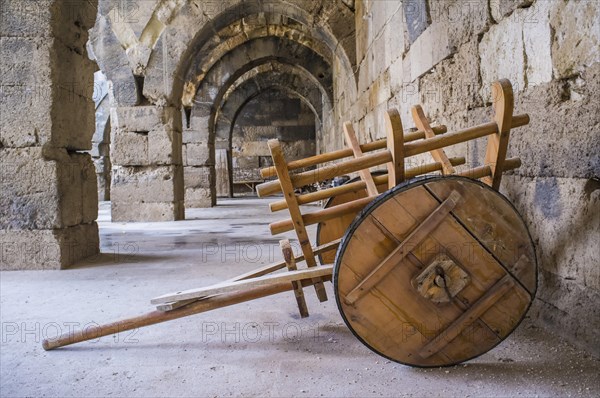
280;239;309;318
269;157;466;212
257;150;392;197
156;297;209;312
256;114;529;197
45;279;330;350
270;195;375;235
344;190;462;305
259;125;448;178
482;79;514;189
457;157;521;180
344;122;379;196
268;139;328;302
223;239;342;283
404;113;528;158
385;108;405;188
418;274;515;359
412;105;455;175
150;265;334;304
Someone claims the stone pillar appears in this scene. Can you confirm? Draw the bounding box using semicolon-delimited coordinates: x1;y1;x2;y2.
110;106;184;221
91;71;111;201
0;0;100;270
182;104;216;207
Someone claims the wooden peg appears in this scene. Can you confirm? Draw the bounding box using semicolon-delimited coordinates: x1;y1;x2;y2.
482;79;514;190
385;108;405;189
343;122;379;196
280;239;309;318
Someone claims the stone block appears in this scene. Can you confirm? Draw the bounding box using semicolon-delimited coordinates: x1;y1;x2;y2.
184;166;214;189
0;0;97;49
511;72;600;179
183;124;211;143
502;175;599;286
479;12;526;93
185;187;214;208
0;222;99;270
112;106;160;132
51;90;96;150
111;131;148;166
233;156;259;169
522;1;553;86
1;148;97;229
111;165;183;204
489;0;533;22
419;37;483;117
185;143;213;166
529;269;600;357
112;201;184;222
550;0;600;79
406;22;455;81
148;126;182;165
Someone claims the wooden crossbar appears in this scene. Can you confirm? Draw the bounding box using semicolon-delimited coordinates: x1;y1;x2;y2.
268;157;467;212
151;265;334;304
256;114;529;197
343;191;462;305
259;125;448;178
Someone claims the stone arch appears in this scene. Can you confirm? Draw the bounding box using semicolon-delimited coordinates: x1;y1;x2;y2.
214;63;327;142
143;0;357;107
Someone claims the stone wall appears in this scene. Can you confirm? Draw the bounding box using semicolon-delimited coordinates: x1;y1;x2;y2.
338;0;599;355
1;0;100;269
230;90;316;195
87;0;355;216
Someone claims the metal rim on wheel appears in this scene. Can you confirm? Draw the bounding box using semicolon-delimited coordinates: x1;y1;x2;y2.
333;175;537;367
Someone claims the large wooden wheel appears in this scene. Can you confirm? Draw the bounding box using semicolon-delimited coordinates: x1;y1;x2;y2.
334;176;536;367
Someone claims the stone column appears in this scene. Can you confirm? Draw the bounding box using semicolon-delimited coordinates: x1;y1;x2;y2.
182;104;216;207
0;0;100;270
110;106;184;221
91;71;111;201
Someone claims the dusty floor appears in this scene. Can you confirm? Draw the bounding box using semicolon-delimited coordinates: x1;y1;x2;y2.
1;199;598;397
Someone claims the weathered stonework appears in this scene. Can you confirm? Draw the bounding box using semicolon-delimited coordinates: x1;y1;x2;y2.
1;0;100;270
340;0;600;355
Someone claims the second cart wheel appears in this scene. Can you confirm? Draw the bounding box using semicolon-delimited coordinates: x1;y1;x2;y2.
316;172;387;265
334;176;537;367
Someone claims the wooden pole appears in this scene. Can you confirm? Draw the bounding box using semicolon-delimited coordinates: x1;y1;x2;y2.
257;150;392;197
259;125;448;178
42;281;302;351
269;157;467;212
42;277;332;351
256;114;529;197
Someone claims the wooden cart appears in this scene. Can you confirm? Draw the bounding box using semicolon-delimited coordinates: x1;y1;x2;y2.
43;80;536;368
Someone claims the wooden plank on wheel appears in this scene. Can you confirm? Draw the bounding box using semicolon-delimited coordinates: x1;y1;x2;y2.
151;265;334;304
343;122;379;196
344;190;462;305
280;239;309;318
418;273;516;359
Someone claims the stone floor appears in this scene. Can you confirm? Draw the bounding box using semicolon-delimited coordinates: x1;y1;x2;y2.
1;199;598;397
